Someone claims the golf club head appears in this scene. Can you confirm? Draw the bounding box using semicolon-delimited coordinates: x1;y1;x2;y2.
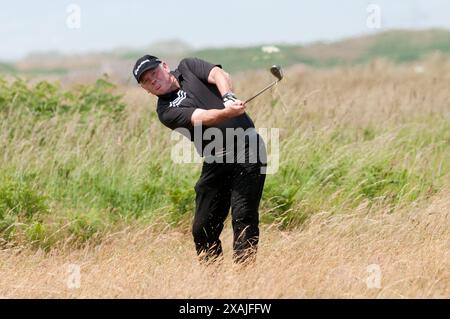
270;65;283;82
244;65;284;104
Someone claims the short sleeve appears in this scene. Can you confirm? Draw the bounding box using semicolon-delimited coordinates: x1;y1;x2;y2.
158;106;195;131
180;58;222;83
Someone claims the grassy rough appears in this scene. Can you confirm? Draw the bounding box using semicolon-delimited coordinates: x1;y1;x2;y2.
0;57;449;248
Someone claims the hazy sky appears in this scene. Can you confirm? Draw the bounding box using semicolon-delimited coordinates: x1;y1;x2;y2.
1;0;450;61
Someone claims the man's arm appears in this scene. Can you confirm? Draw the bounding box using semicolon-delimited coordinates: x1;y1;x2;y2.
191;101;245;126
208;66;233;96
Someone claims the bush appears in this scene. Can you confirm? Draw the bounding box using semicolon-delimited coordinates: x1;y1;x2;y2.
0;176;49;243
166;188;195;226
0;77;125;118
67;209;108;243
0;176;48;220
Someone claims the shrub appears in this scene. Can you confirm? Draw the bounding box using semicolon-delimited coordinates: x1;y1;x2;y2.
0;77;125;118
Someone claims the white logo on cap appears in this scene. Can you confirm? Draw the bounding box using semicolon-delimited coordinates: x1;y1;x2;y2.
134;58;161;76
134;59;150;76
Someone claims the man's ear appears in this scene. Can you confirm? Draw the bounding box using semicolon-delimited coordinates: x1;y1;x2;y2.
161;62;170;72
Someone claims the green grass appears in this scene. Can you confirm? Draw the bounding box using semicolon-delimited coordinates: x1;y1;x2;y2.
362;29;450;63
114;29;450;74
0;73;449;248
260;123;449;228
0;63;17;74
193;45;349;72
190;29;450;72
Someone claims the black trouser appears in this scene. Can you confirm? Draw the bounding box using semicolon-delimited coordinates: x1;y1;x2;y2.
192;134;266;264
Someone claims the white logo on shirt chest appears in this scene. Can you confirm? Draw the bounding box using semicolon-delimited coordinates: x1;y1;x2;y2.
169;90;187;107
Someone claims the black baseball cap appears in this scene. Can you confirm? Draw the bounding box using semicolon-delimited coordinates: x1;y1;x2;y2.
132;55;162;83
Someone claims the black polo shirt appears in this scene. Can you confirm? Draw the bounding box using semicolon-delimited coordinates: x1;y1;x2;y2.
156;58;255;156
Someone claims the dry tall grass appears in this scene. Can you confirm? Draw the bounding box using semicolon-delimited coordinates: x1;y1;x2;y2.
1;56;449;298
0;189;448;298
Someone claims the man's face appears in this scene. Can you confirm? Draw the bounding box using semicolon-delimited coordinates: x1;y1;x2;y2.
139;62;172;95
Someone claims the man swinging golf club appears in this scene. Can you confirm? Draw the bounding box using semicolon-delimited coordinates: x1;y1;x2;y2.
133;55;276;264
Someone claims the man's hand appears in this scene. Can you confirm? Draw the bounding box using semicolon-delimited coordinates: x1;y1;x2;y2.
224;99;246;116
222;91;246;116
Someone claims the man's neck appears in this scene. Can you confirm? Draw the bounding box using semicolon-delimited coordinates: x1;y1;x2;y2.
169;74;180;91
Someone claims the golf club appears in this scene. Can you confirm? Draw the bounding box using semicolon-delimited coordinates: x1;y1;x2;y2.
245;65;283;104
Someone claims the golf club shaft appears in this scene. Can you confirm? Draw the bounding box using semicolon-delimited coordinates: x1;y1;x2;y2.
245;80;278;104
